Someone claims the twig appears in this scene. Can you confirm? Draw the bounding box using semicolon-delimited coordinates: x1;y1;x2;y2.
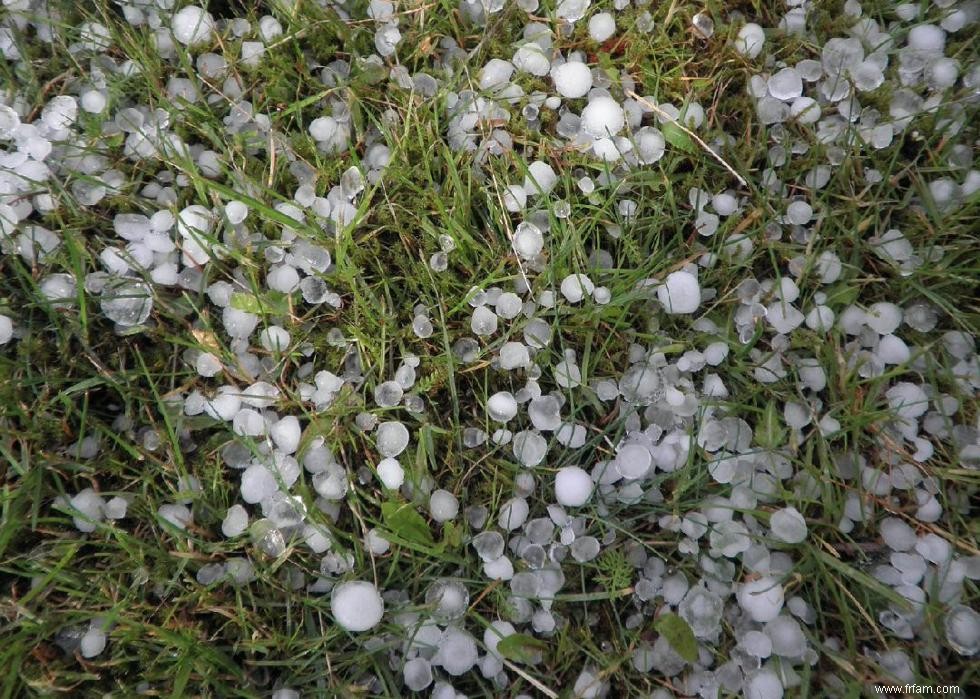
626;90;749;189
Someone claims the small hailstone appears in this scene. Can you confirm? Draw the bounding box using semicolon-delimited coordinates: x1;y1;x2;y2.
512;430;547;467
945;605;980;656
561;274;595;303
172;6;215;47
487;391;518;422
259;326;290;352
769;507;808;544
737;577;784;622
745;670;783;699
376;458;404;489
435;628;478;675
429;490;459;522
503;184;527;212
0;315;13;344
471;306;498;336
158;503;192;530
376;421;410;457
581;96;625;138
271;416;301;454
80;628;107;658
886;382;929;420
880;518;916;551
588;13;616;42
555;466;594;507
513;222;544;258
552;61;593;99
403;657;433;691
768;68;803;101
195;352;222;377
524;161;558;195
498;497;530;530
331;581;384;632
657;271;701;314
222;504;249;537
735;23;766;59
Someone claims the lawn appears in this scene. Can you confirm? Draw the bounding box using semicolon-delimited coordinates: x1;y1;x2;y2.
0;0;977;697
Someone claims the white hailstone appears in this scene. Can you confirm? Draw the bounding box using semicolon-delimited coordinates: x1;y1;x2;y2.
552;61;593;99
376;457;405;489
738;577;785;622
102;280;153;327
158;504;192;530
556;0;591;23
573;669;606;699
745;670;783;699
767;302;804;333
524;161;558;194
880;517;916;551
268;265;300;293
80;629;107;658
635;126;666;164
561;274;595;303
435;628;478;675
768;68;803;101
331;581;384;632
512;431;547;467
805;305;835;331
555;466;594;507
907;24;945;54
240;42;264;68
271;416;301;454
866;302;902;335
41;95;78;129
616;443;652;479
498;497;530;530
0;315;13;345
886;382;928;420
80;89;107;114
195;352;222;377
657;271;701;314
580;96;625;138
241;464;277;503
258;16;283;42
790;96;820;123
222;307;259;339
495;292;522;319
513;43;551;76
403;657;433;691
499;342;530;370
487;391;518;422
225;199;248;226
172;6;215;47
471;305;498;336
376;421;410;457
222;504;249;537
503;184;527;212
769;507;808;544
712;192;738;216
786;200;812;225
259;326;291;352
735;23;766;59
877;334;910;364
429;490;459;522
945;605;980;656
513;221;544;258
588;13;616;42
480;59;515;89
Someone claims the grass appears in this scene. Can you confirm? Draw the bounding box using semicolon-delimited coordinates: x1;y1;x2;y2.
1;0;978;696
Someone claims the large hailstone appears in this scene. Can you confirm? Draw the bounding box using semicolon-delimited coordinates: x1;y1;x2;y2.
172;6;215;47
580;96;625;138
735;23;766;59
657;271;701;314
552;61;593;99
331;581;384;631
554;466;594;507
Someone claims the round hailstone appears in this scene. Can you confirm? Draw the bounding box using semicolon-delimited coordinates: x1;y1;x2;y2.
588;12;616;42
560;274;595;303
498;497;530;530
735;23;766;59
435;628;479;676
376;421;409;457
172;6;215;47
555;466;594;507
767;68;803;101
944;605;979;656
512;430;547;467
745;670;783;699
0;315;13;344
487;391;518;422
769;507;808;544
737;577;785;622
101;280;153;327
376;458;404;489
552;61;593;99
331;581;384;632
657;271;701;314
429;489;459;522
259;325;290;352
616;443;652;479
580;96;625;138
885;382;928;420
513;221;544;258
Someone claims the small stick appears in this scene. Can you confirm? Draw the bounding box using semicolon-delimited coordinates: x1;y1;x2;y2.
626;90;749;189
